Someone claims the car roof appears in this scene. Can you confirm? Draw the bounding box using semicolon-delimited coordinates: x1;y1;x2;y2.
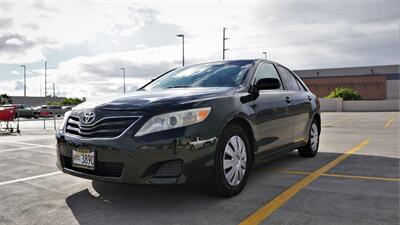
184;59;279;68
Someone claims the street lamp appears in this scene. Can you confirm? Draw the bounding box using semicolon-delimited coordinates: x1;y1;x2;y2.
223;27;229;60
176;34;185;66
20;65;26;96
44;61;48;97
120;68;126;94
262;51;267;60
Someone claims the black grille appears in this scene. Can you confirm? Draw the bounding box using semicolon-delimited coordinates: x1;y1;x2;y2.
154;160;183;178
65;116;139;138
61;156;124;177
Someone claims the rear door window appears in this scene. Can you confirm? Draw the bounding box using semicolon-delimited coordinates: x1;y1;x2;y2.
277;66;300;91
295;78;307;91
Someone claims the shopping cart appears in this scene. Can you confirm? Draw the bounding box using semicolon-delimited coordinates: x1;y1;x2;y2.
0;105;20;133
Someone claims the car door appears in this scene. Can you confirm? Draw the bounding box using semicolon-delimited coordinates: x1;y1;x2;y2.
17;105;28;117
252;62;293;154
292;75;314;143
277;66;312;144
21;105;33;117
54;106;62;116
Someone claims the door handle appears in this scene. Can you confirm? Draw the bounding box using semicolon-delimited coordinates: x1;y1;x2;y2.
285;96;291;103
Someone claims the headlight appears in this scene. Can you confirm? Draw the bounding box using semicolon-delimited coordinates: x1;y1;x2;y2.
135;107;211;137
59;111;71;131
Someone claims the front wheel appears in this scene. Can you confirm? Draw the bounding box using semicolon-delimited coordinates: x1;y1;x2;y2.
298;119;320;157
213;124;251;197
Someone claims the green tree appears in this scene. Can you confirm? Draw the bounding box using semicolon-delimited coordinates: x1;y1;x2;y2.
46;97;84;106
0;94;12;105
61;98;84;105
325;87;362;100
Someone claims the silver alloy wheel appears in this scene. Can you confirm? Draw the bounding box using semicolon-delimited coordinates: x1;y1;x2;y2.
223;135;247;186
310;123;319;152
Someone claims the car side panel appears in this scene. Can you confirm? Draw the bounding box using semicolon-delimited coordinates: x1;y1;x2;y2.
290;90;313;143
251;90;292;153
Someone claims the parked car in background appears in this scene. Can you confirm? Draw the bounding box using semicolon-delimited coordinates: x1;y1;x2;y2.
2;104;38;119
34;105;64;118
62;106;73;114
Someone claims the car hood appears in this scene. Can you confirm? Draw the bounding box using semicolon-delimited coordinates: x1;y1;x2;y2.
74;87;235;111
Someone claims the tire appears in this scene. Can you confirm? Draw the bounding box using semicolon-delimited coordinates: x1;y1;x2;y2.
298;119;320;157
213;124;251;197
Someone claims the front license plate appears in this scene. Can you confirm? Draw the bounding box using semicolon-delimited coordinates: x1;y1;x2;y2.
72;148;95;170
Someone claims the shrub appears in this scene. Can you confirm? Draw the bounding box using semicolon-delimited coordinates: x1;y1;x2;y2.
46;98;84;106
60;98;84;105
325;87;362;100
0;94;12;105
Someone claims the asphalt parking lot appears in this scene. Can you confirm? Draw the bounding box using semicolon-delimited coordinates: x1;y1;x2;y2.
0;112;398;225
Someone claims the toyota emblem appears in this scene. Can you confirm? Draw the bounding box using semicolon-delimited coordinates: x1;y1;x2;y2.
82;111;95;124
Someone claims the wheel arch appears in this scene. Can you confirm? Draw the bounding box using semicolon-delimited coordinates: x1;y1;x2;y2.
313;112;321;133
225;117;256;167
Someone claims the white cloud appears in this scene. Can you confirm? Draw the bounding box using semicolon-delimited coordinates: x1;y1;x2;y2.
16;45;186;98
10;70;20;75
0;46;46;64
5;38;23;46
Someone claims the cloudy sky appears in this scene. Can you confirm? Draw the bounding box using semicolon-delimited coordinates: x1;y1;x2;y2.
0;0;399;98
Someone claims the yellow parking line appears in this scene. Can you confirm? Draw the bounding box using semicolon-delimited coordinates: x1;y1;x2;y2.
323;118;350;127
239;140;370;225
278;170;400;182
384;114;395;128
323;173;400;182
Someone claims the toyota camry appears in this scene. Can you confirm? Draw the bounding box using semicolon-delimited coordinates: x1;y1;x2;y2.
56;59;321;196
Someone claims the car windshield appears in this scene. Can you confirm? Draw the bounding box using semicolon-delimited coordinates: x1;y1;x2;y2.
143;60;253;90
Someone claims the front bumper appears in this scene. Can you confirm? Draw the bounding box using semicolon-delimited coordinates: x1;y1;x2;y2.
56;124;219;185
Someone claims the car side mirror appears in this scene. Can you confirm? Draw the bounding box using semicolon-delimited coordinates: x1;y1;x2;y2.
255;78;281;90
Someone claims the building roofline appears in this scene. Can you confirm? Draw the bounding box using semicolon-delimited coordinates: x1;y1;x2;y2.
294;64;399;72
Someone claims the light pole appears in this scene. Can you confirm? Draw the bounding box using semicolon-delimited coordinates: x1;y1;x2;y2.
20;65;26;96
176;34;185;66
262;51;267;60
120;68;126;94
44;61;47;97
53;82;55;97
223;27;229;60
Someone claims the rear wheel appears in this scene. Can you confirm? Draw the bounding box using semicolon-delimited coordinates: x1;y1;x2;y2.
213;124;251;197
298;119;320;157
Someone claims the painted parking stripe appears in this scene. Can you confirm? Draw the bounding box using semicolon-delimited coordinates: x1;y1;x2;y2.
239;139;370;225
0;171;62;186
2;141;54;149
0;146;41;152
323;118;351;127
0;148;56;155
384;113;395;128
277;169;400;182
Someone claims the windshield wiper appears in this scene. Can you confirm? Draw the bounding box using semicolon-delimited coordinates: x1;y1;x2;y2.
165;85;193;89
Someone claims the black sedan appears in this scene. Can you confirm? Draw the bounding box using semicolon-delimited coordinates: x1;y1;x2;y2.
56;59;320;196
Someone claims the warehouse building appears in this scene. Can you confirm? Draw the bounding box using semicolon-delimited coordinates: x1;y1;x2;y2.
294;65;400;100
